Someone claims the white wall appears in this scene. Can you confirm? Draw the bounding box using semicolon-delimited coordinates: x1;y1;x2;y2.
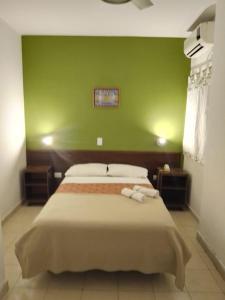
0;17;26;293
0;18;26;220
198;0;225;270
184;157;204;218
0;17;26;294
0;228;5;294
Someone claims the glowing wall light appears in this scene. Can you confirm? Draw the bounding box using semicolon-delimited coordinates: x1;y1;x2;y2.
156;136;167;147
152;120;175;141
42;135;53;146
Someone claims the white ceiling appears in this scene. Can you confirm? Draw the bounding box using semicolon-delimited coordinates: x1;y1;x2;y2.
0;0;216;37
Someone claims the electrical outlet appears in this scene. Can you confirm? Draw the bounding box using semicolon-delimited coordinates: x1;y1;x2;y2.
97;137;103;146
54;172;62;179
153;174;157;181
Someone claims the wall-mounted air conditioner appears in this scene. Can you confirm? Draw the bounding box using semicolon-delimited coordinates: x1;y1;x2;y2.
184;22;214;59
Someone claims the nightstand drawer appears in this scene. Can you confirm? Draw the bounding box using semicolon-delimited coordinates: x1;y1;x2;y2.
160;190;187;209
161;176;188;189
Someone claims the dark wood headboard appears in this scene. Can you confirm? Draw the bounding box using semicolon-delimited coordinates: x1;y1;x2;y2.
27;150;182;187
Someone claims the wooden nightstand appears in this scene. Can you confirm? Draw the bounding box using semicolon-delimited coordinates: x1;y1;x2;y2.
23;165;53;205
157;168;190;209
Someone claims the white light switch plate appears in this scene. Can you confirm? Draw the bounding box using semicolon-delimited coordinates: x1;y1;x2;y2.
97;137;103;146
54;172;63;178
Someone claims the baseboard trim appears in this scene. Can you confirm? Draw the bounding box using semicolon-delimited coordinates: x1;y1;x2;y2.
0;280;9;299
197;231;225;281
2;202;21;224
187;204;199;221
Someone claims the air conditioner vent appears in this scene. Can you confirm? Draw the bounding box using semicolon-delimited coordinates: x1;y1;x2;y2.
184;22;214;59
187;43;204;57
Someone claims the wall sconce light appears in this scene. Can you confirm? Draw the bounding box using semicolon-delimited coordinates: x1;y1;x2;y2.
156;136;167;147
42;135;53;146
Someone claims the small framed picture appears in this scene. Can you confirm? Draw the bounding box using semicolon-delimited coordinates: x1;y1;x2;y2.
93;88;119;107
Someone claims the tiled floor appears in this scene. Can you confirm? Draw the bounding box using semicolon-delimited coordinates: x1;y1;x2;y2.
2;206;225;300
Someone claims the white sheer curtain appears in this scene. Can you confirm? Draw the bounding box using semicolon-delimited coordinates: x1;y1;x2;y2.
183;63;212;163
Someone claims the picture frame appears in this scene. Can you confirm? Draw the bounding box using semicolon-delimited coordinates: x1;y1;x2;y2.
93;88;119;107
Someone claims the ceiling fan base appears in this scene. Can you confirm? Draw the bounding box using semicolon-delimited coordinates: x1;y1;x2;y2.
101;0;153;9
102;0;131;4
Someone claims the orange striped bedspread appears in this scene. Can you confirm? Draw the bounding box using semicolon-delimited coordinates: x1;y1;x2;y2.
57;183;153;195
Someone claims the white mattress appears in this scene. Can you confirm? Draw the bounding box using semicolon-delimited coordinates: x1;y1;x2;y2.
62;176;151;185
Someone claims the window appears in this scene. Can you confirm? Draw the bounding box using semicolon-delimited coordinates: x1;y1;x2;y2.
183;64;212;163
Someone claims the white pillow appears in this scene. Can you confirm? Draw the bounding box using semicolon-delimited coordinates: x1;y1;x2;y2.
107;164;148;178
65;163;107;177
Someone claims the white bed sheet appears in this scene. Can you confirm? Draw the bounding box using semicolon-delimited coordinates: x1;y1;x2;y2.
62;176;152;185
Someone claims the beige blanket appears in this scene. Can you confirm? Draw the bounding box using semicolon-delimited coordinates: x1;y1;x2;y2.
15;193;191;289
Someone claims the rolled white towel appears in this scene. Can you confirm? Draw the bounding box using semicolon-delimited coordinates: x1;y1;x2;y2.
133;185;159;198
121;188;134;198
131;192;145;203
121;188;145;203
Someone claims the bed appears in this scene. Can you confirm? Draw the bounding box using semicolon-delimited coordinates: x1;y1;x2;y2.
15;163;191;289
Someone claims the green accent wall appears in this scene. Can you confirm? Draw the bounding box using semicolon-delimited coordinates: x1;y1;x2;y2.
22;36;189;151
